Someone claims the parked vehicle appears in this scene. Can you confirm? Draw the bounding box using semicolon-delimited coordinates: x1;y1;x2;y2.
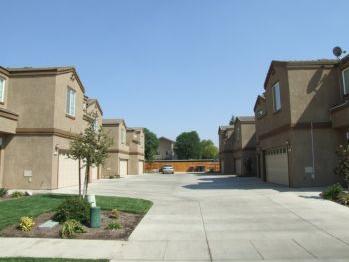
161;165;174;174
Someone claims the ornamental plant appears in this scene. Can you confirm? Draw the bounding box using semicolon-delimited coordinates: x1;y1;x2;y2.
321;183;343;200
18;217;35;232
60;219;86;239
334;143;349;188
106;220;122;231
53;197;90;225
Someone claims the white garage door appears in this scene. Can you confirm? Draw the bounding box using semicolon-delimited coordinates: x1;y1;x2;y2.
119;159;128;177
265;147;289;186
91;165;98;181
138;161;144;175
58;153;85;188
235;158;242;175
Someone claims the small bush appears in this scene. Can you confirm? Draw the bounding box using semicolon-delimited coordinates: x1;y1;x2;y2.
53;197;90;225
338;192;349;205
60;219;86;239
109;208;120;219
11;191;25;198
322;183;344;200
18;216;35;232
106;220;122;230
0;188;8;197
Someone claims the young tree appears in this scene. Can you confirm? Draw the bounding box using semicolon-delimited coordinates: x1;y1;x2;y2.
174;131;201;159
334;143;349;188
200;139;218;159
144;128;159;161
68;117;113;197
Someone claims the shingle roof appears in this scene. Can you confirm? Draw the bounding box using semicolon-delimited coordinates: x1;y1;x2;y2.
159;136;175;143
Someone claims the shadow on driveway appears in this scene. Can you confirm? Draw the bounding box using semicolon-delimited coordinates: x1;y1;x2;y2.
182;175;324;193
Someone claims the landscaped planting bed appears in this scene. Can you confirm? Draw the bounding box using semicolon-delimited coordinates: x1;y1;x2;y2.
0;194;152;240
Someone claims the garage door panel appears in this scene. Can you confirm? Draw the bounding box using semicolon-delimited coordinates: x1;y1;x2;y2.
58;153;85;188
266;148;289;186
119;160;128;177
138;161;144;175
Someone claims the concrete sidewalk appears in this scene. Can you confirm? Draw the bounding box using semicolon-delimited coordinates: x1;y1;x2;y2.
2;174;349;261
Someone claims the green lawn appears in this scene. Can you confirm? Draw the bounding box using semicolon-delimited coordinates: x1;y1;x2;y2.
0;257;109;262
0;258;108;262
0;194;152;230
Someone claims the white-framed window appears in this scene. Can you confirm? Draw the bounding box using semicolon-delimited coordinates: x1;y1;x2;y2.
0;77;5;103
66;87;76;117
272;82;281;111
342;68;349;95
93;119;99;131
121;128;126;144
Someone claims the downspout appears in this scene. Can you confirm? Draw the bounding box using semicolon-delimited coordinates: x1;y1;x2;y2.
310;122;315;180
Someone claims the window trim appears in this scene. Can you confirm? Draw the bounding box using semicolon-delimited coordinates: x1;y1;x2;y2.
272;82;281;112
342;67;349;96
66;87;76;117
0;77;5;104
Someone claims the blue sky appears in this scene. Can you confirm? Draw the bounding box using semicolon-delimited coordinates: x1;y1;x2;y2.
1;0;349;145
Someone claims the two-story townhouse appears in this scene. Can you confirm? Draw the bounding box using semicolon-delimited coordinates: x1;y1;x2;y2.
127;127;145;175
156;137;176;160
102;119;145;178
0;66;101;190
231;116;257;176
218;125;234;174
254;60;342;187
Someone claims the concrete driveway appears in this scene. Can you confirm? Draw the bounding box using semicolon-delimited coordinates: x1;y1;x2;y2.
2;173;349;261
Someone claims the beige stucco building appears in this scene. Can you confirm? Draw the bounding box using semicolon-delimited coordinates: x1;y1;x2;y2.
156;137;176;160
102;119;144;178
218;117;256;175
254;58;349;187
0;66;102;190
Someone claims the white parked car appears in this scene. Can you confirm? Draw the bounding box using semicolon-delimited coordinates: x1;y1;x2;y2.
161;165;174;174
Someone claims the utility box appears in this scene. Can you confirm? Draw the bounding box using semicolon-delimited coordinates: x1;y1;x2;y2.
90;207;101;228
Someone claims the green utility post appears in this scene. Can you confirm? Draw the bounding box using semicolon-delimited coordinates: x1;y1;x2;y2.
90;206;101;228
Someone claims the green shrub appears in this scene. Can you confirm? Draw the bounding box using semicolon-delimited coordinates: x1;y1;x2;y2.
337;192;349;205
106;220;122;230
322;183;344;200
0;188;8;197
18;216;35;232
109;208;119;219
53;197;90;225
60;219;86;238
11;191;25;198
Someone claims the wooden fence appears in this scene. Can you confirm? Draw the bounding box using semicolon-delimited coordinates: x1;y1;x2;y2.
145;160;220;173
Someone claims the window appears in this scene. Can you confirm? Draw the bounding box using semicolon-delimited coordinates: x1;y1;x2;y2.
272;82;281;111
342;68;349;95
93;119;98;131
66;88;76;117
0;77;5;103
121;128;126;144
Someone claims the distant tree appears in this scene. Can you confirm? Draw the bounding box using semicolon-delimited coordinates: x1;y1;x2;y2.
174;131;201;159
200;139;218;159
229;115;235;125
144;128;159;161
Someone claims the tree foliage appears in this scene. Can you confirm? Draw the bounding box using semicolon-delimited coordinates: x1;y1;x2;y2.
68;116;113;197
200;139;218;159
229;115;235;125
144;128;159;161
174;131;201;160
335;143;349;188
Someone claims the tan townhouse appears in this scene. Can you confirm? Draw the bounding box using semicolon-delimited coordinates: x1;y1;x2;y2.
0;66;102;190
218;125;235;174
254;59;348;187
102;119;144;178
156;137;176;160
231;116;256;176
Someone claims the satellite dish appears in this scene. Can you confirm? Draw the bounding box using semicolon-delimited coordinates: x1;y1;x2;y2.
333;46;343;58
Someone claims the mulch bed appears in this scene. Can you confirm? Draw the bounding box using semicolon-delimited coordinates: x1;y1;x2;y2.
0;210;143;240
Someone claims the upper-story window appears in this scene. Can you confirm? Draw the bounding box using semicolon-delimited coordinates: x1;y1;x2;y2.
342;67;349;95
121;128;126;144
0;77;5;103
66;87;76;117
272;82;281;112
93;119;98;131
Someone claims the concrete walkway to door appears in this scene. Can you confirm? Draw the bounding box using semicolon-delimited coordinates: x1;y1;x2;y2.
2;173;349;261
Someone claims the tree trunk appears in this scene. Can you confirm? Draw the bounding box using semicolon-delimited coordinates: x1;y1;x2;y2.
78;158;82;197
83;163;90;198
